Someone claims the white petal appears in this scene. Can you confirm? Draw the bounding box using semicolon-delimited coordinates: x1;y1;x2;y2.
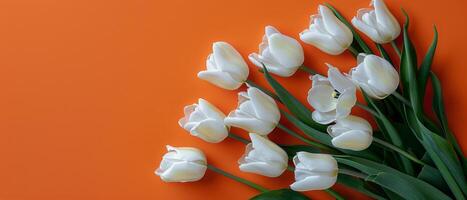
248;53;296;77
268;33;304;68
335;115;373;132
198;98;226;120
294;152;337;172
178;104;197;129
224;116;275;135
290;175;337;191
191;119;229;143
319;5;353;48
212;42;249;81
335;88;356;119
156;161;207;182
312;110;336;125
331;130;373;151
307;84;337;112
363;55;399;97
352;17;383;43
373;0;400;41
265;25;280;37
311;74;331;87
248;87;281;125
198;70;243;90
239;161;286;177
238;133;287;177
163;145;206;163
249;133;288;162
300;30;346;55
327;64;355;93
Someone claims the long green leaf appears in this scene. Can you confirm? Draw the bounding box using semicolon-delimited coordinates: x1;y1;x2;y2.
363;92;414;174
262;66;326;132
400;13;467;199
417;164;450;194
338;174;387;200
399;11;421;111
418;26;438;96
281;145;321;157
281;111;332;147
431;72;465;162
250;189;310;200
336;156;453;200
376;43;393;65
325;3;373;54
405;107;467;199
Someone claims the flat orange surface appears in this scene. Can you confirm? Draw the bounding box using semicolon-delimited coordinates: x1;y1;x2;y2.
0;0;466;199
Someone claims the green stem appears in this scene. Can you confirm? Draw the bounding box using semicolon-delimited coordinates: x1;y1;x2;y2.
276;123;335;152
206;164;268;192
373;137;428;166
228;133;249;144
348;46;359;57
326;188;346;200
390;41;401;58
355;102;382;120
338;168;368;180
299;65;319;75
391;91;411;107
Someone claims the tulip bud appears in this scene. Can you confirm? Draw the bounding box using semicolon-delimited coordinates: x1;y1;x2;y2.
349;54;399;99
224;87;280;135
327;115;373;151
179;98;229;143
351;0;401;44
300;5;353;55
155;145;207;182
249;26;304;77
238;133;288;177
290;152;338;191
198;42;249;90
307;65;356;124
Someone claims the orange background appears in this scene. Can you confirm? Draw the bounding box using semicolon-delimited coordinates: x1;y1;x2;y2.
0;0;466;199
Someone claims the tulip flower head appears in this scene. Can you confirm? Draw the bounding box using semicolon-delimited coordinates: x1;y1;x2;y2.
351;0;401;44
224;87;280;135
198;42;249;90
238;133;288;177
249;26;304;77
349;54;399;99
327;115;373;151
300;5;353;55
179;98;229;143
155;145;207;182
307;65;357;124
290;152;338;191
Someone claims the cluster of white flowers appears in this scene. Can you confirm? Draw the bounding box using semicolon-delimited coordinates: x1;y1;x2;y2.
156;0;401;192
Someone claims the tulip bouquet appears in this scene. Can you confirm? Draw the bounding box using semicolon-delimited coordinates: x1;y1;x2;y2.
155;0;467;199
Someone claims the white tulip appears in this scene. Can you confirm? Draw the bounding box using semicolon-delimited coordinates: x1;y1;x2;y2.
300;5;353;55
307;65;356;124
290;152;338;191
249;26;304;77
224;87;280;136
327;115;373;151
238;133;288;177
198;42;249;90
179;98;229;143
351;0;401;44
155;145;207;182
349;54;399;99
